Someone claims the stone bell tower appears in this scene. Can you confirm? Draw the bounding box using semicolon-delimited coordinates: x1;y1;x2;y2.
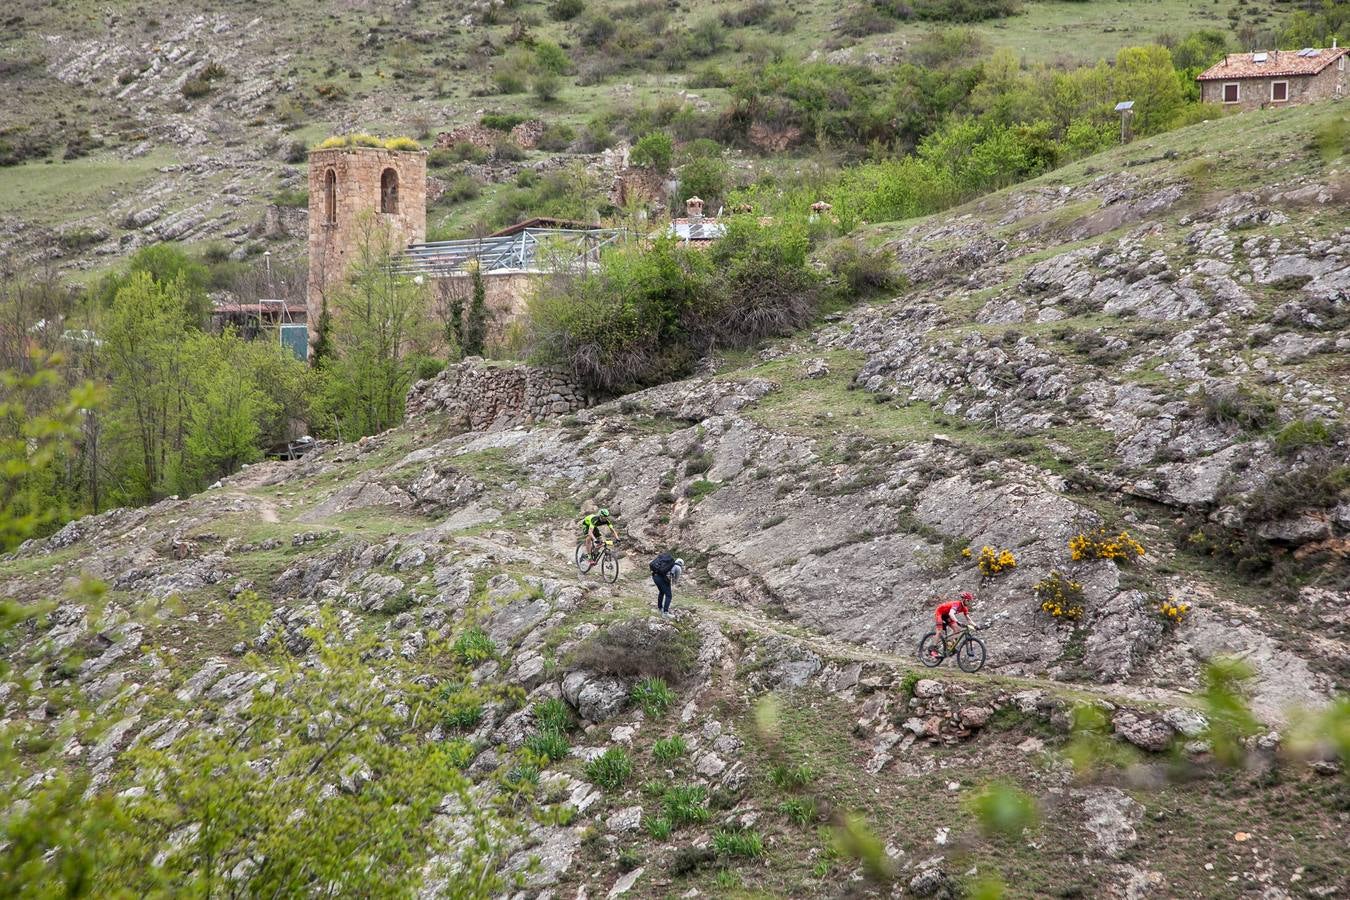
306;145;427;355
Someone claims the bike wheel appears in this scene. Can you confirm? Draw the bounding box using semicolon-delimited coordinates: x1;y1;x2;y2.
575;542;594;574
918;632;944;668
600;550;619;584
957;637;986;673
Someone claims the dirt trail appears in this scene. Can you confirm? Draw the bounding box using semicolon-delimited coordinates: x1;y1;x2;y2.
536;530;1202;714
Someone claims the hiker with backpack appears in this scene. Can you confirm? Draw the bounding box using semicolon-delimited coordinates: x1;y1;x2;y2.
649;551;684;617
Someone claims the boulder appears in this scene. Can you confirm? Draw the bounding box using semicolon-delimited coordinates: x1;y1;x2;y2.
958;706;992;729
1112;711;1174;752
1079;788;1143;858
913;679;945;699
560;670;629;723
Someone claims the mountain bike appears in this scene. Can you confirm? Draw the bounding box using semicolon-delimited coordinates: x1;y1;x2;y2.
575;538;620;584
918;623;986;673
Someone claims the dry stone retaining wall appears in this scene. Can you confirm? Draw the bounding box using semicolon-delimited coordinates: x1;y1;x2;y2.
405;358;588;429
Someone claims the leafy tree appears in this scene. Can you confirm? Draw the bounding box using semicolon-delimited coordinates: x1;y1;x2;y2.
631;131;675;172
313;215;433;439
678;156;729;206
94;243;212;327
1112;45;1185;136
311;295;334;365
0;352;100;549
100;271;194;501
463;263;488;357
182;331;270;483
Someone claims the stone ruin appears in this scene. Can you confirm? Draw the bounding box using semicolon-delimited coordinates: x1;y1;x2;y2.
405;358;589;430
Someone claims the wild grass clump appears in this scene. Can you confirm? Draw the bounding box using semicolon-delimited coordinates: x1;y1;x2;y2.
712;827;765;858
525;729;571;762
778;796;818;827
534;697;574;734
631;677;676;717
645;815;673;839
767;762;815;791
452;627;496;665
661;784;710;827
652;735;687;762
585;747;633;791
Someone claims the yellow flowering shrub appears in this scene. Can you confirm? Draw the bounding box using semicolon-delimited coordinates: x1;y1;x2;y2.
1158;598;1191;625
1068;528;1145;563
1035;571;1084;621
976;546;1017;578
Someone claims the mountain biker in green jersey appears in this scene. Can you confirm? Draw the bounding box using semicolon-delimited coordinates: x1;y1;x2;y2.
579;508;619;558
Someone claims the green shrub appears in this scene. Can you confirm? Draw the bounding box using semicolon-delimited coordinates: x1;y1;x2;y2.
631;131;674;171
585;747;633;791
525;729;571;763
823;238;898;297
536;123;576;151
676;156;729;206
899;671;920;701
447;141;489;163
271;188;309;207
912;0;1021;23
662;784;710;827
568;618;699;682
549;0;586;21
631;677;676;717
481;113;529;131
1273;419;1333;456
493;66;528;94
492;138;527;161
535;41;571;75
652;735;687;762
441;175;481;204
712;827;765;858
534;71;562;102
443;692;484;730
453;627;496;665
1201;385;1277;431
645;815;673;840
378;593;415;615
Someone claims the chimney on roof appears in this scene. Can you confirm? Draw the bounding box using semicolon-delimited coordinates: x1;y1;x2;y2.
686;197;704;220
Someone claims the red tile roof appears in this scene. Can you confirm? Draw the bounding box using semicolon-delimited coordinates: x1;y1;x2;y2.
1197;47;1347;80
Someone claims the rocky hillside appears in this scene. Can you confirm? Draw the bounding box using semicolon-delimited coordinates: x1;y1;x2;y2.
3;103;1348;897
0;0;1298;277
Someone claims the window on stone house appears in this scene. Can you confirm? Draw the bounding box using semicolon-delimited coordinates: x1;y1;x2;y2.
1271;81;1288;101
324;168;337;225
380;168;398;214
1222;83;1239;103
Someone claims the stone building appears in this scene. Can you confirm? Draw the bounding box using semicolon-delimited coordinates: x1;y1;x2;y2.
1197;47;1347;111
305;146;427;355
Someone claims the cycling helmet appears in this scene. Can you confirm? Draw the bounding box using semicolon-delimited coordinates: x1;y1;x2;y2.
675;558;684;568
599;508;610;517
960;591;974;602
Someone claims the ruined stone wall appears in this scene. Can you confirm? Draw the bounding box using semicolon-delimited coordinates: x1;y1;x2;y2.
306;147;427;352
405;358;588;429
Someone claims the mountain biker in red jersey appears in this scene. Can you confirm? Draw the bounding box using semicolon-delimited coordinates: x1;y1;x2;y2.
931;591;978;658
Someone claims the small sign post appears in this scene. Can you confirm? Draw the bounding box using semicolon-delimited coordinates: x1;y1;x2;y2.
1115;100;1135;144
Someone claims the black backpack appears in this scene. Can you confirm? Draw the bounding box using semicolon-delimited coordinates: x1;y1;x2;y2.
650;552;676;576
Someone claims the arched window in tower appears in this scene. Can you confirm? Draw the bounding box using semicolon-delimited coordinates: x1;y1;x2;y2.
380;168;399;214
324;168;337;225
